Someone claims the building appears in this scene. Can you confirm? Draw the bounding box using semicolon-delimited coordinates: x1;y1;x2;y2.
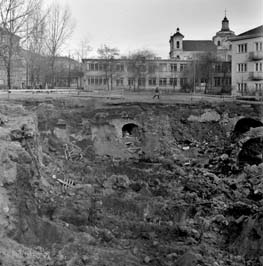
0;27;26;89
230;25;263;96
82;16;233;94
169;28;217;60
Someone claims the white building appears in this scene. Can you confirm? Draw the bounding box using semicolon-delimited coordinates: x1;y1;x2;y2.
230;25;263;96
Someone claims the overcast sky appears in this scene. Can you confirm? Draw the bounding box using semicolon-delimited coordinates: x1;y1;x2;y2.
49;0;262;59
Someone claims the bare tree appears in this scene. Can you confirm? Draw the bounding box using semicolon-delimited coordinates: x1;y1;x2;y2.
0;0;41;94
45;2;75;88
97;44;119;90
127;49;157;90
76;37;92;60
182;52;217;93
25;0;48;88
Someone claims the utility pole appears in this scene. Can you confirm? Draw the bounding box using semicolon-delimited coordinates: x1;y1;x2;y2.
193;60;196;95
68;51;71;88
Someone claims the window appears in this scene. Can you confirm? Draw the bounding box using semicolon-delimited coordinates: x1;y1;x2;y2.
180;78;187;86
170;64;177;72
255;42;263;51
237;43;247;53
138;78;146;87
148;78;156;86
255;62;263;72
116;64;124;72
237;63;247;72
90;63;95;71
217;41;221;46
176;41;180;49
255;83;263;91
99;64;104;71
215;64;221;73
180;63;187;72
128;78;134;86
214;77;221;87
87;76;106;86
238;83;247;94
169;78;177;87
159;78;167;86
224;77;231;86
148;64;156;73
116;78;123;86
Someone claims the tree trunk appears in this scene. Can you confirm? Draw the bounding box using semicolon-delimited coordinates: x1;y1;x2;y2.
50;57;55;89
7;65;11;98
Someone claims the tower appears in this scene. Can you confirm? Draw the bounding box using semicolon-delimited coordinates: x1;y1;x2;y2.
221;16;230;31
169;28;184;59
213;13;235;50
212;13;235;61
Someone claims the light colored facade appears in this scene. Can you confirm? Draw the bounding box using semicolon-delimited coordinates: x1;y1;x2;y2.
231;25;263;96
82;58;192;91
82;16;233;93
0;27;26;89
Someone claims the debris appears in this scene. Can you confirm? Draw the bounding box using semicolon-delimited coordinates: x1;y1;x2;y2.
188;110;221;123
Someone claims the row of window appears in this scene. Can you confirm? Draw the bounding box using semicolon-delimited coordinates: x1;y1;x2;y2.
237;83;247;92
129;77;186;87
87;63;189;72
237;42;263;53
214;77;231;87
238;83;263;92
255;83;263;91
86;77;189;87
214;64;231;73
237;62;263;72
88;63;125;72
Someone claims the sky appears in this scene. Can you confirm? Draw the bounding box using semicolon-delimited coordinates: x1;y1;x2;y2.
47;0;263;59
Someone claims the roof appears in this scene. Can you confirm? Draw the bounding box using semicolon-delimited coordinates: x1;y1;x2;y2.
222;16;229;22
238;25;263;37
230;25;263;41
182;40;217;52
171;32;184;38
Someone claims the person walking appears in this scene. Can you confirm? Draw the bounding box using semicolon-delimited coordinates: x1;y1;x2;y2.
153;87;160;99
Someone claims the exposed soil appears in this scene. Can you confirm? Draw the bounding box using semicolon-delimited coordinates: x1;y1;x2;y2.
1;98;263;266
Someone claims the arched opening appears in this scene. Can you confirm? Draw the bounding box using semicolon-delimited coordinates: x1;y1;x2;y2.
232;118;263;140
238;138;263;166
122;123;139;138
176;41;180;49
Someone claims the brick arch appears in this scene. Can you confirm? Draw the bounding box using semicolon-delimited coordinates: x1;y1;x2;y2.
122;123;140;137
232;117;263;140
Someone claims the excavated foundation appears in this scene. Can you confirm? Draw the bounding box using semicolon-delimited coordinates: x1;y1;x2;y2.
1;99;263;266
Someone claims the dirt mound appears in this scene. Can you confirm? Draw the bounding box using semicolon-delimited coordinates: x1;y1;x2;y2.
1;99;263;265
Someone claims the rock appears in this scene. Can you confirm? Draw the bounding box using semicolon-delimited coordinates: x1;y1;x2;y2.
175;251;201;266
188;110;220;123
103;175;130;192
203;171;220;183
220;153;229;161
212;214;228;225
144;256;151;264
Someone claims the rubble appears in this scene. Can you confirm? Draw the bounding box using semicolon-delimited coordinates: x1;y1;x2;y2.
188;110;221;123
0;100;263;265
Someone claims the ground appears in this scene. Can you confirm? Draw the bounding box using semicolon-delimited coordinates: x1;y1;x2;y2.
0;92;263;266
